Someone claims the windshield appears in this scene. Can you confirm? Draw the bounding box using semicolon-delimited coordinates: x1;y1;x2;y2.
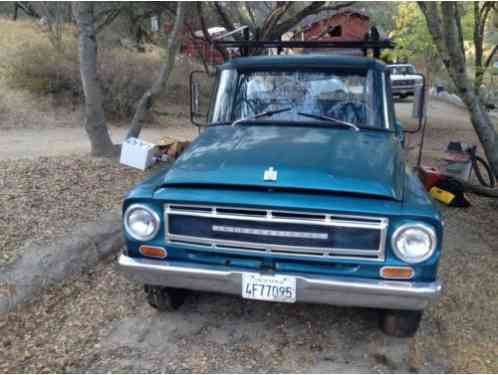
389;65;415;75
209;68;386;129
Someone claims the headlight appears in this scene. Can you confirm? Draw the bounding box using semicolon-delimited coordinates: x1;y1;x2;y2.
124;204;160;241
391;223;436;263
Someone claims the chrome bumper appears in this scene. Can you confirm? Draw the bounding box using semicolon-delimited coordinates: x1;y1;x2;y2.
118;254;442;310
392;86;415;94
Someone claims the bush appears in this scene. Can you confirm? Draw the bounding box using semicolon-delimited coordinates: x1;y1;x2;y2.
98;48;160;118
0;18;196;120
1;41;156;119
2;43;81;95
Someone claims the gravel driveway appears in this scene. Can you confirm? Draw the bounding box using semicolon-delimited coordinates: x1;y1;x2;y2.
1;99;497;373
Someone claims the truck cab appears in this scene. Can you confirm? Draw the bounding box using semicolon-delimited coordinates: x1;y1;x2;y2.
118;54;442;337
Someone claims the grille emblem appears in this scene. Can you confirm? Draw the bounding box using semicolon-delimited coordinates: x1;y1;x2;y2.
212;225;328;240
264;166;278;181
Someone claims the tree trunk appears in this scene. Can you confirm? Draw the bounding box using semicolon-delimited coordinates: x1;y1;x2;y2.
454;177;498;198
73;2;116;157
126;3;186;139
464;96;498;178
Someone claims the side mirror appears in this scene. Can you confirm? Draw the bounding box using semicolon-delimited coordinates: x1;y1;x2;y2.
405;73;426;134
190;70;214;129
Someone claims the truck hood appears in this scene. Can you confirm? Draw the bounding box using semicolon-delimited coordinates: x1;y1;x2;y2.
163;125;405;200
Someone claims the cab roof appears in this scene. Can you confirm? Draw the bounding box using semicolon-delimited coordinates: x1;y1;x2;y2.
220;54;387;72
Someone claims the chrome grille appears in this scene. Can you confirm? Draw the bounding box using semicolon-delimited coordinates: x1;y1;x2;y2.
393;79;415;86
165;204;388;262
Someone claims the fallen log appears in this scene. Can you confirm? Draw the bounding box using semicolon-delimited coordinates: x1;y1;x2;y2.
453;177;498;198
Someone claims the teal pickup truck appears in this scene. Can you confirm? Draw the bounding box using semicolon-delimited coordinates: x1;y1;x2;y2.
118;54;442;337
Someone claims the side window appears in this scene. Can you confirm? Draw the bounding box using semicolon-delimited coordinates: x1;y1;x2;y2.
207;69;220;123
209;69;237;123
366;70;385;128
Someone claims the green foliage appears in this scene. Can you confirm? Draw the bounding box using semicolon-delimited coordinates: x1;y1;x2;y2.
385;3;435;64
361;1;399;34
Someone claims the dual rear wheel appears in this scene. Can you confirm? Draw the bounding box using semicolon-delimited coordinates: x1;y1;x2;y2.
144;285;423;337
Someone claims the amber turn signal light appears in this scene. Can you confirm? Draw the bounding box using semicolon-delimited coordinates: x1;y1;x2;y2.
139;246;167;259
380;266;414;280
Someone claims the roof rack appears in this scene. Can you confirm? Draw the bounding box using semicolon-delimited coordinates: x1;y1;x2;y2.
214;39;394;58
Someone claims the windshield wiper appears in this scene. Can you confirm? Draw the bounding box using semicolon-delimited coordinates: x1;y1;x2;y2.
232;107;292;127
297;112;360;132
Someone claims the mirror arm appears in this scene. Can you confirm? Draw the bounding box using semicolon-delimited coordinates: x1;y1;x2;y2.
415;116;428;169
404;112;424;134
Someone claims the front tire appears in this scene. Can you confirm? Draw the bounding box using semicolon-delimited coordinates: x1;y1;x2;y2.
380;309;423;337
144;285;188;311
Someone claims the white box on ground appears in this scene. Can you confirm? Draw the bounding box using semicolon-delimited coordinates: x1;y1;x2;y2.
120;137;156;170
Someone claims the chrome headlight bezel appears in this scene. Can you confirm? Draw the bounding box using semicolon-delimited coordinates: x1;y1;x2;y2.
123;204;160;241
391;223;437;264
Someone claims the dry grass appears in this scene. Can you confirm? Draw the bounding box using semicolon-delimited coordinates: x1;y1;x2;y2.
0;16;194;127
0;18;81;128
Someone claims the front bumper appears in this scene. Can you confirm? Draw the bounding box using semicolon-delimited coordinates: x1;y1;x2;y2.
118;254;442;311
392;86;415;95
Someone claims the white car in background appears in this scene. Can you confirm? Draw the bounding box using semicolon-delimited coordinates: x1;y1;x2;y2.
388;64;423;99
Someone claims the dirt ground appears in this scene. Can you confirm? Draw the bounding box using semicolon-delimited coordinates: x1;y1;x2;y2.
0;157;153;266
396;98;496;168
0;114;197;160
1;99;497;373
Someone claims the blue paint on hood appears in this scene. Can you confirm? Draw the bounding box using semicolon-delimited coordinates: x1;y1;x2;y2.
163;125;405;200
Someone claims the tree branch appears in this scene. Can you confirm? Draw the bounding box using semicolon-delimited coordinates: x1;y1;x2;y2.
454;177;498;198
196;3;228;60
126;2;187;139
16;1;40;18
478;2;494;39
484;44;498;68
213;2;237;33
270;1;355;39
260;2;292;40
419;2;451;70
96;7;121;34
244;2;256;26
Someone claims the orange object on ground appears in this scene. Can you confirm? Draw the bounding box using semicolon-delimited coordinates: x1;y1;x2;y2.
419;165;446;191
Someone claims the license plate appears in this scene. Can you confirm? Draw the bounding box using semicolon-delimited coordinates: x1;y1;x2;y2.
242;273;296;303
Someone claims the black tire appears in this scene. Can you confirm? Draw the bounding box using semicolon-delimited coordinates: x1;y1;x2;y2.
144;285;188;312
380;309;423;337
472;155;496;188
